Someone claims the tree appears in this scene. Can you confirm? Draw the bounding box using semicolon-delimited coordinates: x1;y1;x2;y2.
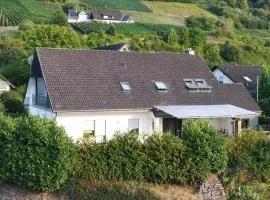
167;28;179;45
106;24;116;36
259;65;270;115
0;91;27;115
182;120;228;184
203;44;222;67
21;25;84;51
220;41;240;62
189;28;206;50
178;27;189;47
50;11;68;26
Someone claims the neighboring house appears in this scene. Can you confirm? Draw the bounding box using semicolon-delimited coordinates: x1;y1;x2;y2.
96;43;130;52
24;48;261;141
0;75;16;94
212;65;262;96
122;15;134;23
91;11;123;23
68;10;90;23
68;9;134;24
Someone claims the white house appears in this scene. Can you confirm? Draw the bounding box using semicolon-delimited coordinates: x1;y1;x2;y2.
0;75;16;94
24;48;261;141
68;10;90;23
68;10;134;24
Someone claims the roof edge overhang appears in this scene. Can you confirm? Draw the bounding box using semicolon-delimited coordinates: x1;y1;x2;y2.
153;104;261;119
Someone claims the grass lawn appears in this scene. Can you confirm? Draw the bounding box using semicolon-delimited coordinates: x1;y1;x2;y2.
69;180;199;200
122;1;216;26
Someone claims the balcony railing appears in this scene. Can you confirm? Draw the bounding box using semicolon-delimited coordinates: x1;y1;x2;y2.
32;95;50;108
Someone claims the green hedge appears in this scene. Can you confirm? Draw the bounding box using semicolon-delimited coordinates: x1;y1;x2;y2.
227;129;270;183
76;120;227;185
0;114;76;191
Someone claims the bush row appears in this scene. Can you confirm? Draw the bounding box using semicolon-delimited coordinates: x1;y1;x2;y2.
0;114;76;191
76;120;227;185
226;129;270;184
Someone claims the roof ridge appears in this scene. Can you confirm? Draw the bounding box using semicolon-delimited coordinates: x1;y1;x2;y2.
36;47;201;57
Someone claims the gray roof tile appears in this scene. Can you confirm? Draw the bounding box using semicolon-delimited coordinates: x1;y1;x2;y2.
33;48;260;112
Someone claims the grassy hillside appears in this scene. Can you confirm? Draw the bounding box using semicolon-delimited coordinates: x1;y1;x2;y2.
123;1;216;26
80;0;151;12
0;0;59;26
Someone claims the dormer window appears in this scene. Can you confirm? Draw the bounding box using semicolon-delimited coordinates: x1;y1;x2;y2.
120;82;131;92
154;81;167;91
243;76;252;82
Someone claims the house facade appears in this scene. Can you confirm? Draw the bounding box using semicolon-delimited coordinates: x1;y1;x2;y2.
24;48;261;141
0;75;16;94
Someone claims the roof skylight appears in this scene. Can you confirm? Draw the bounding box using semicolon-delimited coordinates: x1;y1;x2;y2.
154;81;168;91
120;82;131;92
183;79;199;90
194;79;212;90
243;76;252;82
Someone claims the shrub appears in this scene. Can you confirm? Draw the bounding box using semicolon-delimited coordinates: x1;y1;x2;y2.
0;102;6;114
49;11;68;26
226;130;270;183
182;120;228;184
0;91;27;115
166;28;179;45
77;133;146;181
228;183;270;200
143;133;185;183
77;120;227;185
0;115;76;191
220;41;240;62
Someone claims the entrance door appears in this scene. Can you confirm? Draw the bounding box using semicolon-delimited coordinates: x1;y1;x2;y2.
163;118;182;137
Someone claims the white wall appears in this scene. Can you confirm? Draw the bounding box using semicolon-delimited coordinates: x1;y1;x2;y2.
56;110;156;141
77;14;89;22
29;106;54;119
0;79;10;93
212;69;234;84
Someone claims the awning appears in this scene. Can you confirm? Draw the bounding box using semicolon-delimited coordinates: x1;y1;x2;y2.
154;104;260;119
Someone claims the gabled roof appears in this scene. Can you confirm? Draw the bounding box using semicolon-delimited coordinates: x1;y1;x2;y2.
213;65;262;92
122;15;133;21
32;48;260;113
91;11;122;20
96;43;129;52
0;74;16;89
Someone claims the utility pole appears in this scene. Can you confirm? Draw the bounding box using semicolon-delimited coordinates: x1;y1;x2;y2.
257;75;259;102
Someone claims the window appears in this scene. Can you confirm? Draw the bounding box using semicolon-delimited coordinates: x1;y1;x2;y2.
243;76;252;82
194;79;212;90
241;119;249;129
183;79;199;90
154;81;168;91
218;76;223;83
128;119;139;133
120;82;131;92
82;120;106;142
83;120;95;140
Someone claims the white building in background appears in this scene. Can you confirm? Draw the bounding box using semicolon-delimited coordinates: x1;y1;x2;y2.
212;65;262;97
67;9;134;24
24;48;261;142
0;75;16;94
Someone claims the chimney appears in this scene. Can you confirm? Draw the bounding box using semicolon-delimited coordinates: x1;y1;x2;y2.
188;48;195;55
